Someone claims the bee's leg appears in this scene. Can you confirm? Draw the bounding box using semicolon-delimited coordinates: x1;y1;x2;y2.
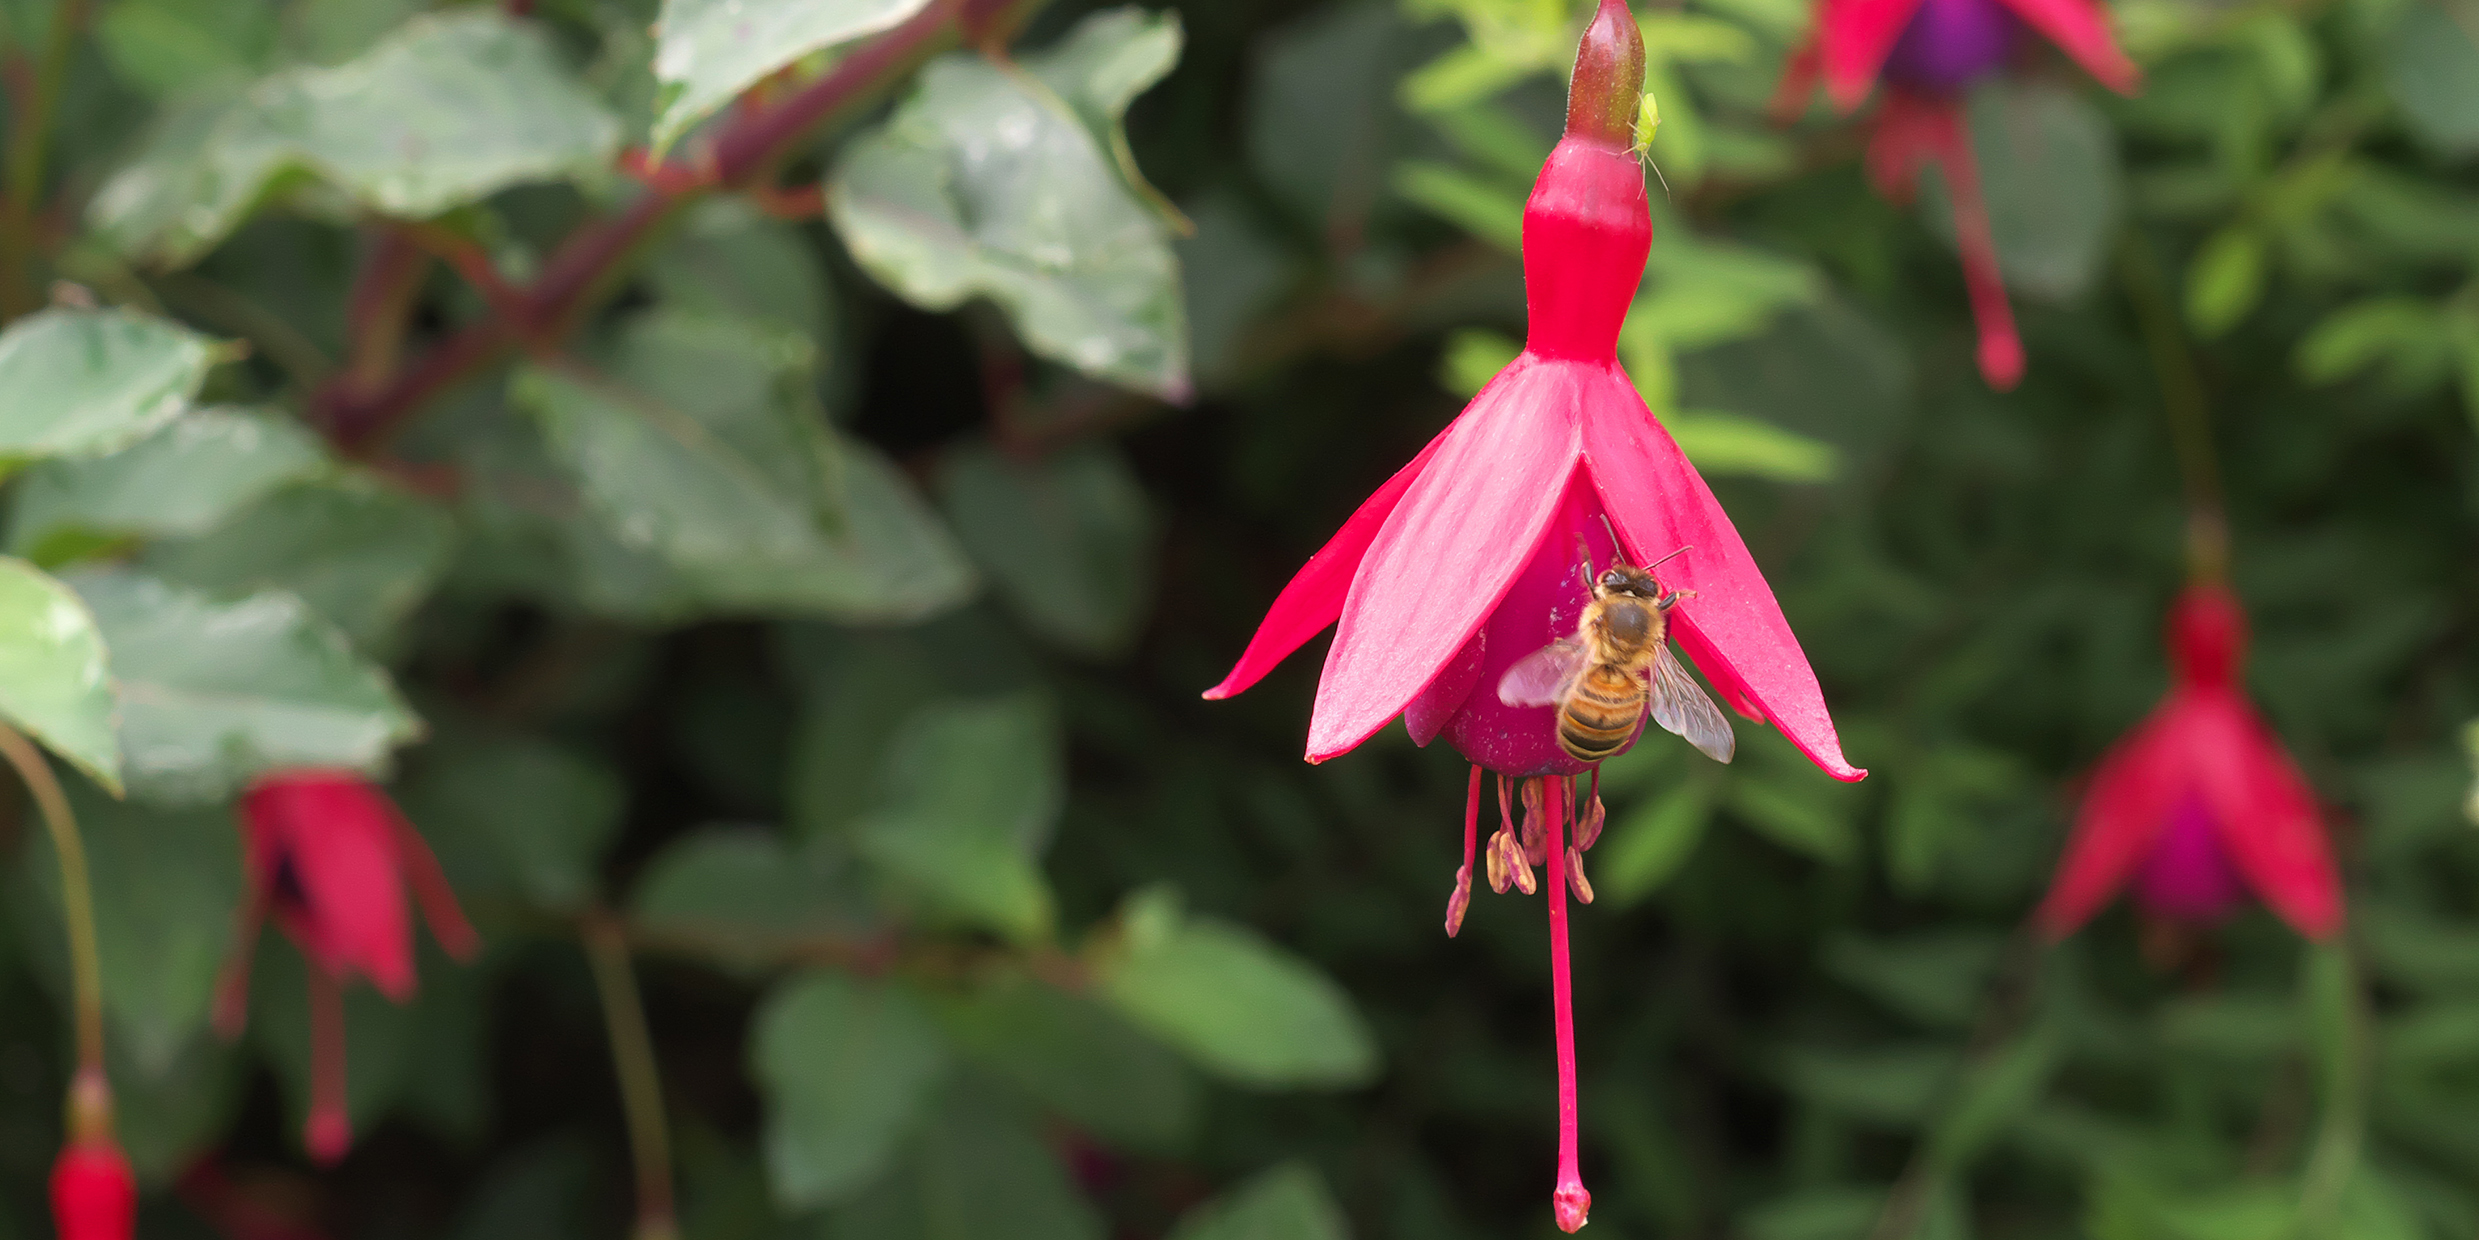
1656;587;1700;612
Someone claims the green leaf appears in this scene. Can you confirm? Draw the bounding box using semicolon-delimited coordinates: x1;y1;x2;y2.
1439;328;1521;396
1166;1163;1352;1240
1925;1024;2060;1171
1598;777;1715;904
2387;1;2479;158
1776;1044;1956;1125
855;695;1061;943
1667;412;1840;482
827;8;1190;399
2297;297;2450;389
631;828;869;969
1095;887;1379;1089
1391;159;1526;253
9;406;326;564
753;971;951;1210
91;11;622;264
0;309;218;461
67;568;420;804
512;312;974;624
1729;777;1859;865
823;1078;1104;1240
400;729;624;912
0;558;120;791
2183;227;2265;339
140;475;456;649
645;199;836;341
928;968;1199;1153
1820;932;2006;1030
936;438;1156;658
95;0;276;96
648;0;935;154
109;1034;244;1184
18;784;240;1073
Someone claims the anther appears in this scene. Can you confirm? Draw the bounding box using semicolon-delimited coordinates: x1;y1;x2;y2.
1567;846;1595;904
1445;863;1473;936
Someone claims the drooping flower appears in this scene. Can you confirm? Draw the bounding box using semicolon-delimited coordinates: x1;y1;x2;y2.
215;771;479;1164
51;1068;134;1240
2036;584;2342;941
1772;0;2137;389
1206;2;1862;1228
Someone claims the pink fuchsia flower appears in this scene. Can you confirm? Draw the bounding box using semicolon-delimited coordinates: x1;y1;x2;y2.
1772;0;2137;389
215;772;479;1164
51;1069;134;1240
1207;2;1862;1228
2035;584;2343;941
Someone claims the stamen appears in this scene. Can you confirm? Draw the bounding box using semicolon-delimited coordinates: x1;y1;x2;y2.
1447;766;1481;937
1567;846;1595;904
1578;771;1605;851
212;888;270;1040
1520;779;1548;866
1493;828;1538;896
1927;103;2023;390
305;964;352;1166
1544;778;1591;1231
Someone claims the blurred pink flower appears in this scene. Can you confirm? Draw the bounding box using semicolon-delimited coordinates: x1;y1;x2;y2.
2037;584;2343;940
1207;1;1862;1228
216;772;479;1164
1774;0;2137;389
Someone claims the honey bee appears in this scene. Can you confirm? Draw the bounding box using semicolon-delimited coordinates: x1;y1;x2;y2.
1496;544;1734;765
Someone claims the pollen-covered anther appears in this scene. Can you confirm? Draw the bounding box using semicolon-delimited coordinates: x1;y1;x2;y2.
1445;863;1474;937
1519;779;1550;866
1575;791;1606;852
1566;847;1595;904
1489;828;1538;896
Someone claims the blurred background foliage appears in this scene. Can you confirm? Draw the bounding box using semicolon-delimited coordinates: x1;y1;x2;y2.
0;0;2464;1236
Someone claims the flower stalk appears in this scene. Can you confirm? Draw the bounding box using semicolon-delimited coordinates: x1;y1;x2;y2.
585;912;678;1240
0;725;103;1073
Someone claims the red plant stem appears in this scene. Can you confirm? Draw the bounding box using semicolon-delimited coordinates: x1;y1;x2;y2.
341;230;430;392
318;0;1010;455
304;966;351;1165
1545;778;1590;1232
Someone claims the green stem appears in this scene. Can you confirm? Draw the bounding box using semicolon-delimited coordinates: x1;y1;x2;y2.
584;912;678;1240
2297;942;2369;1234
0;0;87;318
0;725;102;1071
2116;232;2228;582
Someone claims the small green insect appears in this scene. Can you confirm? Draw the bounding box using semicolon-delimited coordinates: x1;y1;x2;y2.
1632;91;1671;196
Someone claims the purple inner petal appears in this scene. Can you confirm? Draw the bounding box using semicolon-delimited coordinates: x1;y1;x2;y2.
1883;0;2022;94
2135;794;2247;924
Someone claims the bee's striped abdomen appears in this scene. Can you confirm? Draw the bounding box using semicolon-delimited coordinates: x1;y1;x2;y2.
1556;665;1646;763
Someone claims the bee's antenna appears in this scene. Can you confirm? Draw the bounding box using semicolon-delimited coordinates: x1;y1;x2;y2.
1645;544;1692;572
1595;513;1625;562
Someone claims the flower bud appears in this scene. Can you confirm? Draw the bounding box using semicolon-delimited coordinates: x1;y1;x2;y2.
1565;0;1646;147
51;1072;133;1240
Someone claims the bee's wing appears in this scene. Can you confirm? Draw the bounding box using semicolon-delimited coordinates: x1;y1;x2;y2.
1649;645;1735;763
1497;638;1588;707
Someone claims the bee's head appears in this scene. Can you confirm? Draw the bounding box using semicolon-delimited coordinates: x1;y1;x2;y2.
1597;566;1660;599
